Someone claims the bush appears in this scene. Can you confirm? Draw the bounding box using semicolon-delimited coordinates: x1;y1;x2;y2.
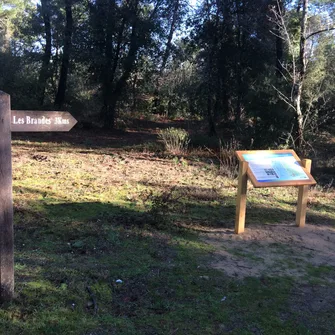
158;127;190;155
202;137;240;178
218;138;239;178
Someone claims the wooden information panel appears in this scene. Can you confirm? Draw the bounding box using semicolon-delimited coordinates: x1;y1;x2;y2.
234;149;316;234
235;150;316;188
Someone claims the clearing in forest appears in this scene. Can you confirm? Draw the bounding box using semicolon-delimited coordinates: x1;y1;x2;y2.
6;120;335;335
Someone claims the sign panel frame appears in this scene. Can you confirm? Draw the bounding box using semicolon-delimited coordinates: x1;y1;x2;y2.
235;149;316;188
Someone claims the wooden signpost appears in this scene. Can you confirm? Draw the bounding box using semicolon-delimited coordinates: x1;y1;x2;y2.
235;150;316;234
0;91;77;301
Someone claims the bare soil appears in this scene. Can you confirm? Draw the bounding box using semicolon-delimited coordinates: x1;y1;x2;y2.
202;223;335;280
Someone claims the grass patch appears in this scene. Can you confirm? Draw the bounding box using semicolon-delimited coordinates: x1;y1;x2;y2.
4;128;335;334
306;265;335;279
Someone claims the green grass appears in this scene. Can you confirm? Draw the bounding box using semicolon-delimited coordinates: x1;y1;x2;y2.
4;130;335;334
306;264;335;281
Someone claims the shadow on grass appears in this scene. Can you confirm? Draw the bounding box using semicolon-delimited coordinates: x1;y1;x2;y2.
10;194;335;334
175;200;334;231
11;118;198;151
14;182;335;235
12;128;159;151
131;183;335;230
12;199;232;335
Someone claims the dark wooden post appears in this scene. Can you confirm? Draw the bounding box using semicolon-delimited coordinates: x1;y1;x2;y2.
0;91;14;301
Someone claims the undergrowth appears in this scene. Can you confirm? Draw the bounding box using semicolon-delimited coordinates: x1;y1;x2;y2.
158;127;190;155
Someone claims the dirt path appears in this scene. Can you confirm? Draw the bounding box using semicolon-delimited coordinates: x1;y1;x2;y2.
202;223;335;280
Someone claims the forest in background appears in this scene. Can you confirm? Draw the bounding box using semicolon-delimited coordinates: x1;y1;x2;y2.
1;2;335;332
0;0;334;150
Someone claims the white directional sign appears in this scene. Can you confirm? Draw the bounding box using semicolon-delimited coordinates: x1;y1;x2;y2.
11;110;77;132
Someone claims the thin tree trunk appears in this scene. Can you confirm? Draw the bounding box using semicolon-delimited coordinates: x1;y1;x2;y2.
236;15;243;123
207;45;216;136
160;0;179;73
221;0;233;122
235;1;246;124
101;0;116;126
207;93;216;136
103;4;140;129
38;0;52;106
132;74;137;113
55;0;73;109
152;0;180;114
275;0;284;77
295;0;308;148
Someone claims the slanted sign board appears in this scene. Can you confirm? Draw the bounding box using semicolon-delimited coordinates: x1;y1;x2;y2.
235;150;316;188
234;150;316;235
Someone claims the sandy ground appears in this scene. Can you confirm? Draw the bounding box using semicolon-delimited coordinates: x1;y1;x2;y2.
202;222;335;280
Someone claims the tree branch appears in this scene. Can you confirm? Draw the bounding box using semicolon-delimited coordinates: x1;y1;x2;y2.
306;27;335;40
272;85;297;111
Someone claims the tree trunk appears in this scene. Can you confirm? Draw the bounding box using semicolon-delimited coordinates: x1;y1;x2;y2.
235;1;247;125
131;74;137;113
54;0;73;109
275;0;284;77
160;0;179;72
206;38;216;136
38;0;52;106
207;93;216;136
236;12;243;123
152;0;180;114
100;0;116;127
295;0;308;148
103;6;140;129
296;92;304;148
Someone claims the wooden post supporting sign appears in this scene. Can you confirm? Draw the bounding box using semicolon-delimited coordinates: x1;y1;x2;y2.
235;150;316;234
0;91;77;301
0;91;14;301
235;161;248;234
296;159;312;227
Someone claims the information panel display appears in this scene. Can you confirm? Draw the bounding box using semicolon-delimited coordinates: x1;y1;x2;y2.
236;150;316;187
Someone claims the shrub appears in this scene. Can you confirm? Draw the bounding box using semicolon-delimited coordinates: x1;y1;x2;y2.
204;137;240;178
158;127;190;155
139;188;179;230
218;138;240;178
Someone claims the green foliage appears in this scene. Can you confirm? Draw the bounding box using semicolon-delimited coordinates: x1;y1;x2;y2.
245;71;294;148
158;127;190;155
0;0;26;49
146;188;178;229
303;35;335;131
0;0;334;146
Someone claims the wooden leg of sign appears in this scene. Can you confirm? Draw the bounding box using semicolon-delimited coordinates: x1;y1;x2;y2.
0;91;14;301
296;159;312;228
235;161;248;234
